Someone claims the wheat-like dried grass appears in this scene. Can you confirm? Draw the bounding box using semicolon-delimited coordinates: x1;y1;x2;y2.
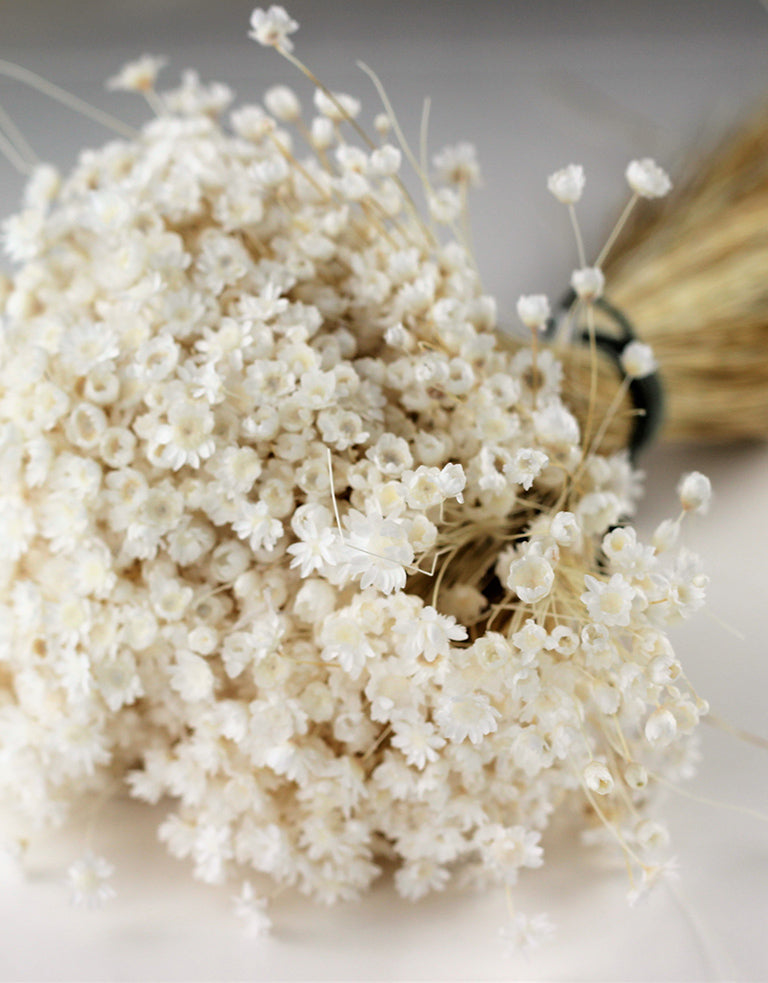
560;107;768;452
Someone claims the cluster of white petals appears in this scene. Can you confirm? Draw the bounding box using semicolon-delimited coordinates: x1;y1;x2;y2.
107;55;167;94
547;164;585;205
0;12;709;937
570;266;605;302
625;158;672;199
620;340;658;380
516;294;551;331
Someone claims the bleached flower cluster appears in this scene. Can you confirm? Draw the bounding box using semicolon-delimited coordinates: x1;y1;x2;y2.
626;158;672;199
0;7;708;938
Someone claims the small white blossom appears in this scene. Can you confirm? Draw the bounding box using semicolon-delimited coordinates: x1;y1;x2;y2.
620;340;657;379
369;145;402;177
626;859;680;907
428;188;462;224
626;158;672;199
652;517;681;553
391;718;446;769
516;294;550;331
581;573;635;627
550;511;581;548
677;471;712;514
435;692;500;745
156;401;216;470
395;859;450;901
583;760;614;795
507;553;555;605
394;604;467;662
477;824;544;878
547;163;585;204
438;462;466;503
170;650;215;702
367;433;413;476
107;55;167;93
624;763;649;790
499;912;555;956
644;708;678;747
512;618;548;663
570;266;605;301
248;6;299;51
264;84;301;121
67;852;115;909
287;521;337;577
233;501;283;552
233;881;272;938
504;447;548;490
432;142;481;187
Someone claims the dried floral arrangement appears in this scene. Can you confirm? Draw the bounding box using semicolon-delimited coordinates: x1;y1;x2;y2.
0;6;714;948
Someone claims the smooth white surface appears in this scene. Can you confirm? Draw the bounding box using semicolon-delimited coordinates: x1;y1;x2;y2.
1;3;768;980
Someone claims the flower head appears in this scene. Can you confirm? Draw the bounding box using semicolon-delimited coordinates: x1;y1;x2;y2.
233;881;272;938
626;158;672;199
499;911;555;956
249;6;299;51
677;471;712;514
570;266;605;302
507;552;555;604
432;142;481;187
581;573;635;627
516;294;550;330
547;163;585;204
67;852;115;909
107;55;167;93
621;340;657;379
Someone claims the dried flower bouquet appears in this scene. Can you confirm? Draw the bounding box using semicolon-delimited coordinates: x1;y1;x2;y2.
0;6;712;946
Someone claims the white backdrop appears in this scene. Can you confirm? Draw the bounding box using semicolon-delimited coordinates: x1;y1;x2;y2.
1;2;767;980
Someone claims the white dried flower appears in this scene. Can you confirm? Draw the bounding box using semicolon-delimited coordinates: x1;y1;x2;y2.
435;692;500;745
620;340;657;379
626;158;672;199
264;84;301;121
516;294;550;330
677;471;712;514
504;447;548;490
107;55;167;93
652;518;680;553
550;511;581;549
248;6;299;51
547;163;585;204
67;852;115;909
583;761;614;795
428;188;462;224
233;882;272;938
507;553;555;604
581;573;635;627
499;911;555;956
624;763;649;790
369;145;402;177
644;708;678;747
432;142;481;187
570;266;605;301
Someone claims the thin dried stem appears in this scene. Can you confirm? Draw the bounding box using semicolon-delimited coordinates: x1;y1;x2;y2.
0;102;38;168
0;60;137;139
